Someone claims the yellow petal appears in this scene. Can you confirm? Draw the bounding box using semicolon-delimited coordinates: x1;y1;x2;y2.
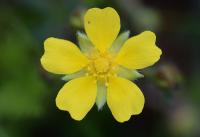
116;31;162;69
84;7;120;52
107;76;145;122
41;37;88;74
56;76;97;120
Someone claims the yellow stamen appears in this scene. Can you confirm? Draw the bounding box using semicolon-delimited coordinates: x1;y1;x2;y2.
94;57;110;73
87;52;116;85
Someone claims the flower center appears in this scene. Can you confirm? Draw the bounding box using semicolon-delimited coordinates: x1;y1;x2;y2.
94;57;110;73
87;52;117;82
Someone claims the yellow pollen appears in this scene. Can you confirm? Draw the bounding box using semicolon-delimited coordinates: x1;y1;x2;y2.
94;57;110;73
87;52;117;82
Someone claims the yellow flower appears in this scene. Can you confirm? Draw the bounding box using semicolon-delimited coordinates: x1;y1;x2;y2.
40;7;162;123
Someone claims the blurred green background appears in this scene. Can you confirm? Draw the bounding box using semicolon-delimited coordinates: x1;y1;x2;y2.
0;0;200;137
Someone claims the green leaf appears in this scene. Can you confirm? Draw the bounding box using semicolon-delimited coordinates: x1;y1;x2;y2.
62;69;87;81
77;31;94;54
96;80;107;110
109;31;130;53
116;66;144;80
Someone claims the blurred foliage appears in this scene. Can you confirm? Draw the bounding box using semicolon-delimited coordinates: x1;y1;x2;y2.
0;9;46;119
0;0;200;137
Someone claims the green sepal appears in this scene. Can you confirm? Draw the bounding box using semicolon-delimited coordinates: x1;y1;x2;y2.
77;31;94;55
116;66;144;80
109;31;130;53
61;69;87;81
96;80;107;110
